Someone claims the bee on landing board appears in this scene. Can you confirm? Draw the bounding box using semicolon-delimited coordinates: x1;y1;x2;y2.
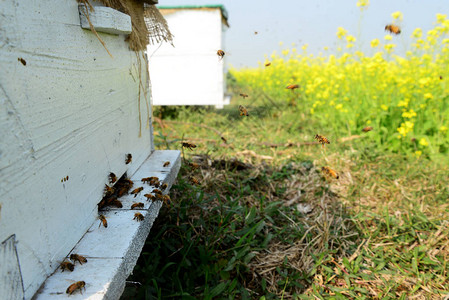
163;161;170;167
286;84;300;91
321;166;339;179
362;126;373;132
104;185;115;198
152;188;162;195
130;187;143;197
133;212;144;222
125;153;132;164
385;24;401;35
60;261;75;272
160;183;168;190
239;93;249;99
144;193;155;201
99;215;108;228
70;254;88;265
314;134;330;147
131;202;144;210
239;105;249;116
181;142;197;150
66;281;86;295
217;50;225;60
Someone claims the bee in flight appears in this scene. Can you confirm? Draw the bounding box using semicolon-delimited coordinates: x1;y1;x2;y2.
99;215;108;228
314;134;330;147
131;202;144;210
181;142;197;150
125;153;132;164
133;212;144;222
362;126;373;132
70;254;88;265
60;261;75;272
286;84;300;91
18;57;27;66
163;161;170;167
321;166;339;179
385;24;401;35
239;93;249;99
60;176;69;183
217;50;225;60
66;281;86;295
221;136;228;144
265;62;271;67
239;105;249;116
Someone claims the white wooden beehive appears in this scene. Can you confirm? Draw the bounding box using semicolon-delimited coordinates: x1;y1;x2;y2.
0;1;180;299
146;5;231;108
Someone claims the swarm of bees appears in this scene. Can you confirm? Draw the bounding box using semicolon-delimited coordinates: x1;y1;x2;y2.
60;176;69;183
239;105;249;116
385;24;401;35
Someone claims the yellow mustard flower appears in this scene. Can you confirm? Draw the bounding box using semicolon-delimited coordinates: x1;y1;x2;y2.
391;11;403;21
381;104;388;111
397;99;409;107
419;137;429;146
415;150;422;157
302;44;308;51
356;0;369;8
424;93;433;99
384;34;393;41
384;44;396;53
402;109;417;118
346;35;356;43
371;38;380;48
436;13;447;24
440;125;448;132
337;27;348;39
412;28;422;38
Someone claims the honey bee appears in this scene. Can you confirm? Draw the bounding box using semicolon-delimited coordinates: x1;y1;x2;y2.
239;105;249;116
163;161;170;167
254;31;258;35
133;212;144;222
162;194;171;206
385;24;401;35
239;93;249;98
117;187;129;197
141;177;151;183
188;161;200;169
109;172;117;184
181;142;197;150
152;188;162;195
18;57;26;66
109;198;123;208
362;126;373;132
131;202;144;209
144;193;155;201
104;184;115;197
221;136;227;144
189;176;200;185
130;187;143;197
439;75;443;80
321;166;339;179
286;84;300;90
60;261;75;272
70;254;88;265
314;134;330;147
66;281;86;295
265;62;271;67
217;50;225;60
160;183;168;190
60;176;69;183
125;153;132;164
99;215;108;228
150;178;160;188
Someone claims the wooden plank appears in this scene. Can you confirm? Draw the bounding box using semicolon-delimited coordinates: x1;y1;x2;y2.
79;4;132;35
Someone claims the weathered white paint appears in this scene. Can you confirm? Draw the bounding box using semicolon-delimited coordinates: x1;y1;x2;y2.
0;235;24;300
34;150;181;300
0;1;157;299
146;7;229;108
79;5;132;35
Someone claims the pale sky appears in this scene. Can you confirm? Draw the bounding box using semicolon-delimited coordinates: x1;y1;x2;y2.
158;0;449;68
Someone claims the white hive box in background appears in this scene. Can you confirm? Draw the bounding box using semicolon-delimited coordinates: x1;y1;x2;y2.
0;1;179;299
146;5;231;108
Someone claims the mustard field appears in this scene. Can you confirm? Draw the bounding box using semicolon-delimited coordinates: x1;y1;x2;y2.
230;13;449;160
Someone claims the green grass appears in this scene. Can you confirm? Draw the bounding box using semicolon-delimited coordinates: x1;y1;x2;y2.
121;81;449;299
